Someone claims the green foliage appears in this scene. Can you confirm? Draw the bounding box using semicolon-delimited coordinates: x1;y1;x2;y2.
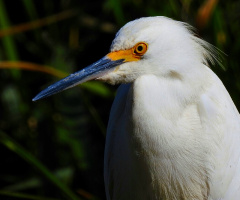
0;131;82;200
0;0;20;78
0;0;239;199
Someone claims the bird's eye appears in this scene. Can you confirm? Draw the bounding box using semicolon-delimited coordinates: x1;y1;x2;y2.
133;42;148;56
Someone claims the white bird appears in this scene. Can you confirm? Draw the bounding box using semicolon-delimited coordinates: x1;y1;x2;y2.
33;16;240;200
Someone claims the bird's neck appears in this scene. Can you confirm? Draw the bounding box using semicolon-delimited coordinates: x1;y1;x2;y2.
127;70;211;199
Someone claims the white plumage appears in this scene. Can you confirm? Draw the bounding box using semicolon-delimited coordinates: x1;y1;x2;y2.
33;16;240;200
103;17;240;200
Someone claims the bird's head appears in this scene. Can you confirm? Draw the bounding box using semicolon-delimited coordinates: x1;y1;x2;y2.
33;17;219;101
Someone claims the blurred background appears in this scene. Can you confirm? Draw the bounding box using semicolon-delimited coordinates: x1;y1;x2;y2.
0;0;239;199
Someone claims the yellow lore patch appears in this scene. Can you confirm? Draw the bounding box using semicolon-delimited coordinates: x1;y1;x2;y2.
107;42;148;63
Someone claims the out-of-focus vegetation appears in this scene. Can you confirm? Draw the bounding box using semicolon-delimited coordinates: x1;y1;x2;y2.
0;0;239;199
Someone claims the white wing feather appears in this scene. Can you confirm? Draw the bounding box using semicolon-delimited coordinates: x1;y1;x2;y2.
198;68;240;200
104;84;132;200
104;68;240;200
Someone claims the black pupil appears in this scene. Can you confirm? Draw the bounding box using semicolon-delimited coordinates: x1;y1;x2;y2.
137;45;143;52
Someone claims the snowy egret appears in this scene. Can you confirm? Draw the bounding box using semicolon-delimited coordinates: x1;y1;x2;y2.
33;17;240;200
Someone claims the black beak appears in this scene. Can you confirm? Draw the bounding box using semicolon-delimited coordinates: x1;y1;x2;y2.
32;56;124;101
